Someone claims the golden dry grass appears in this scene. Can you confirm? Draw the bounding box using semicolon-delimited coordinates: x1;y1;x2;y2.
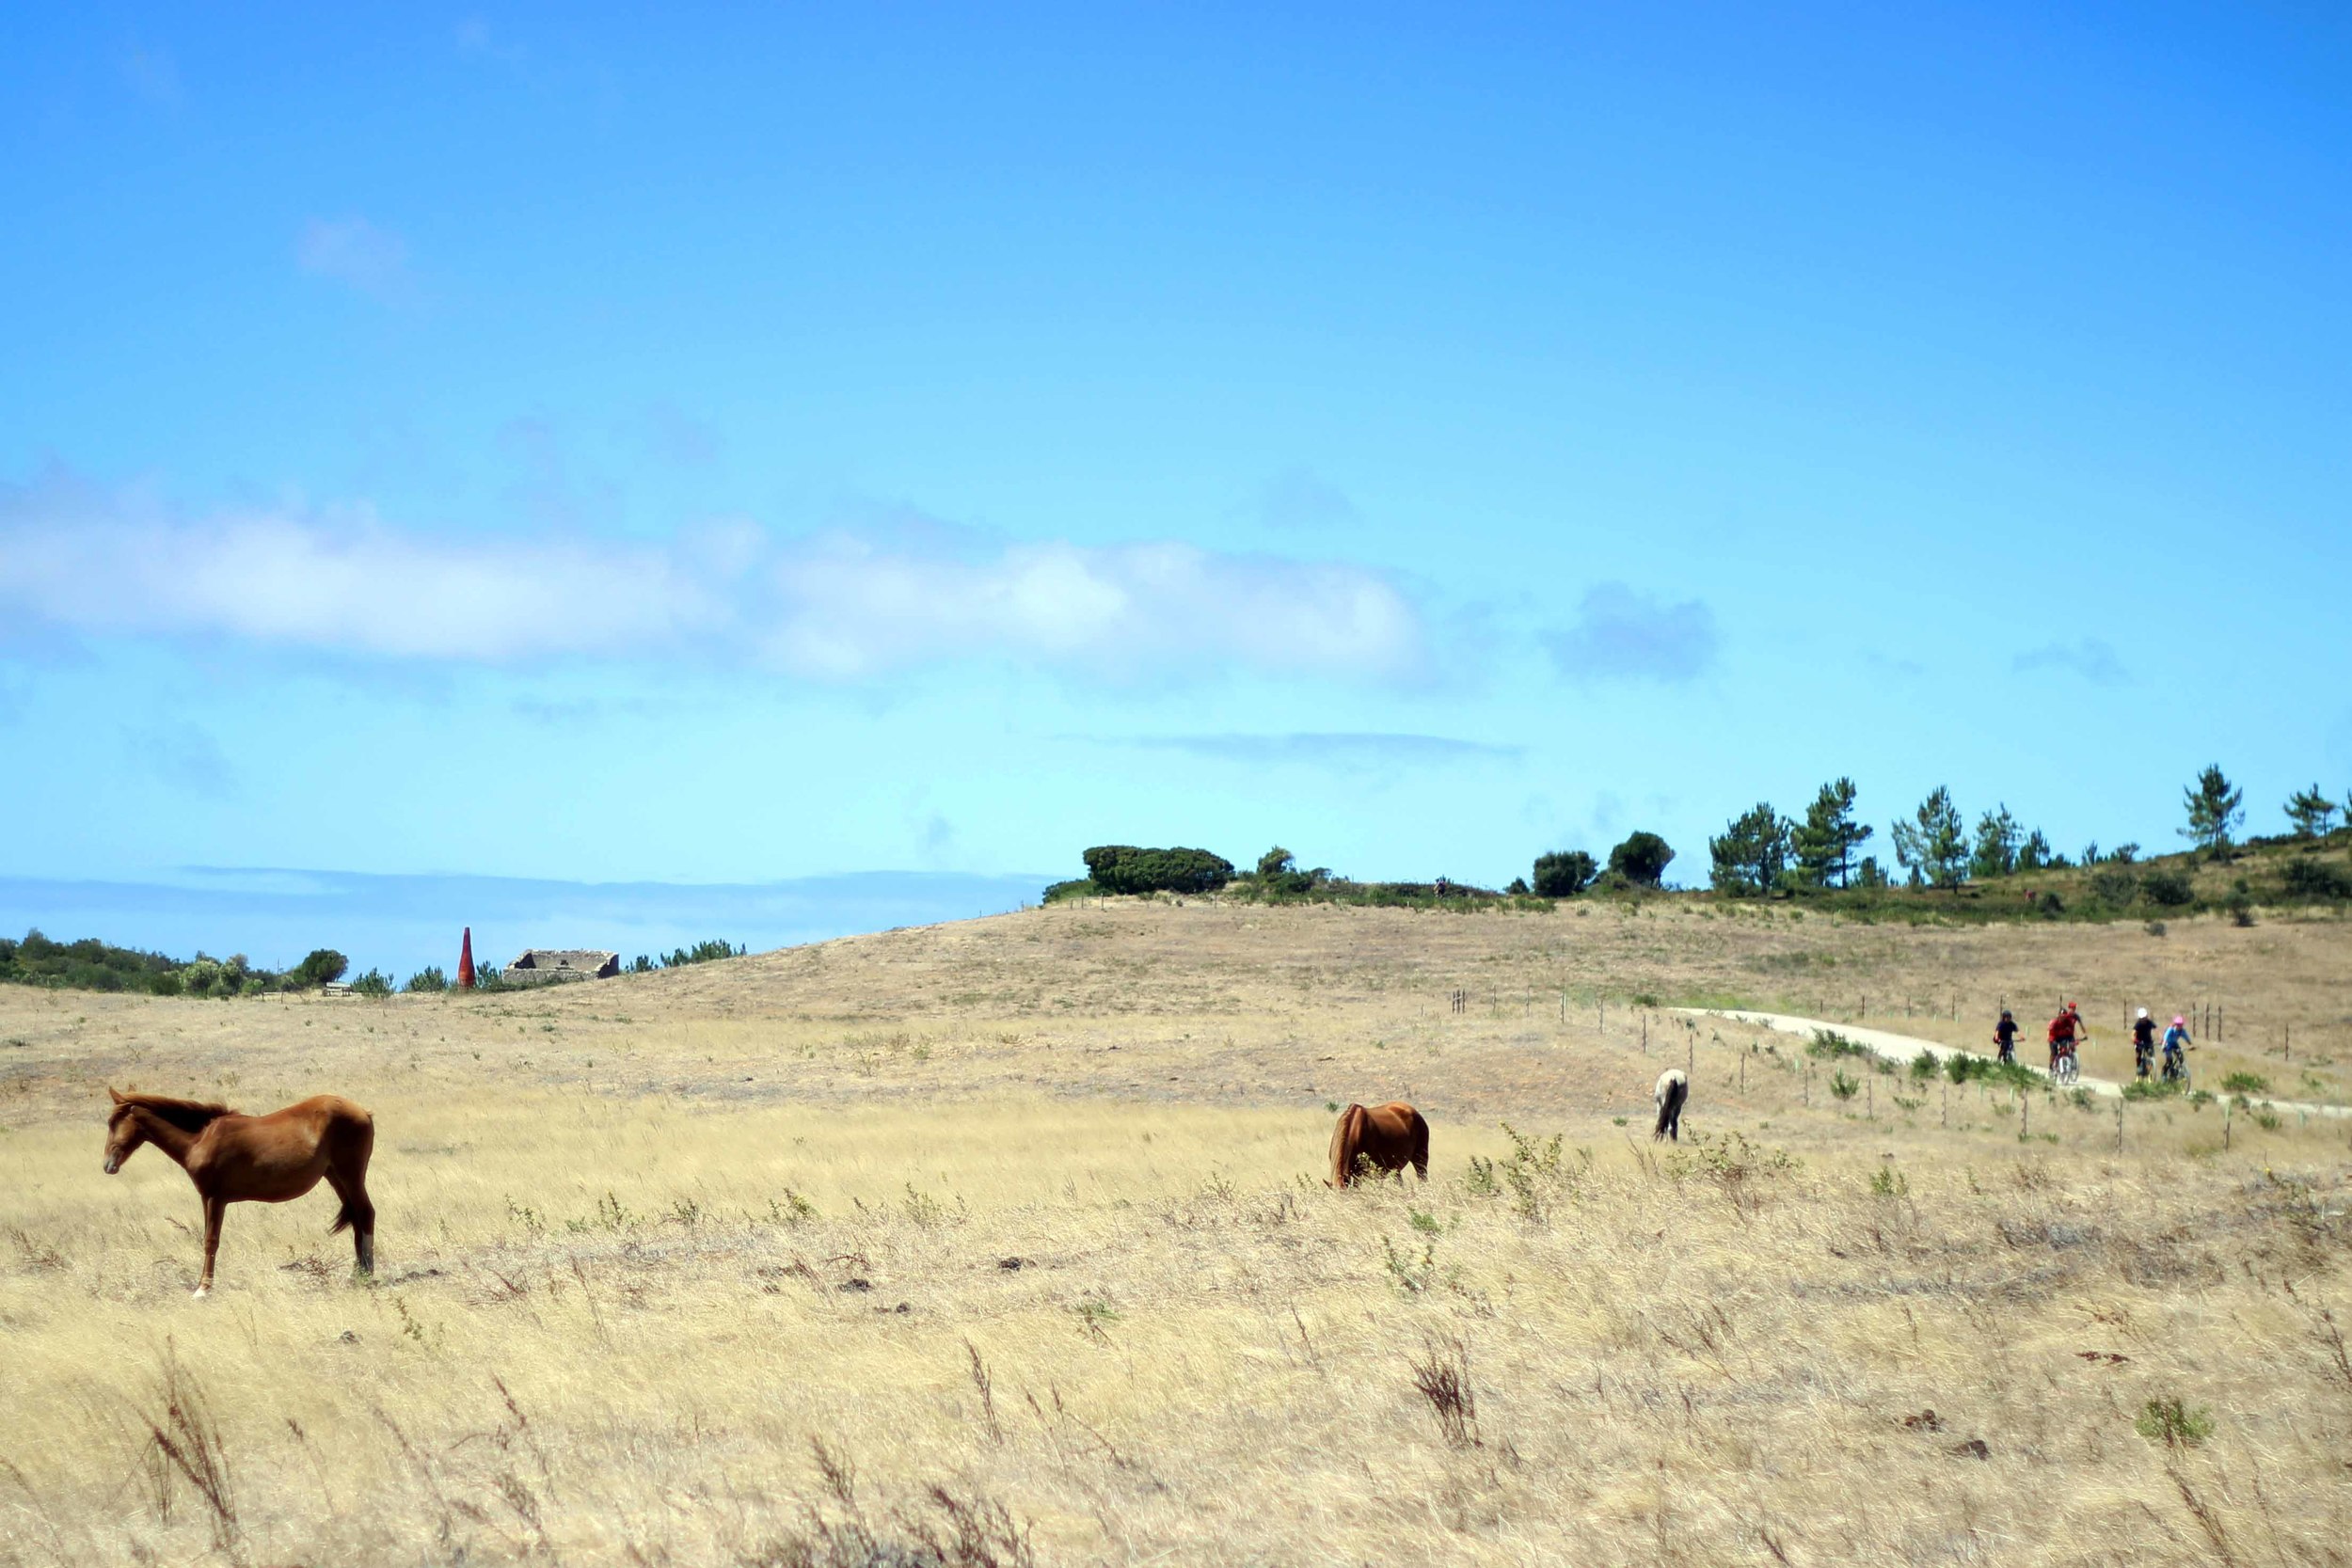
3;897;2349;1565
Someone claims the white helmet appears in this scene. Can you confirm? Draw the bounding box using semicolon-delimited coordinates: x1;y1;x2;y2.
2137;1007;2150;1019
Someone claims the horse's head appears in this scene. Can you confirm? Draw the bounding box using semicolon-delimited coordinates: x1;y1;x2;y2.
103;1089;142;1174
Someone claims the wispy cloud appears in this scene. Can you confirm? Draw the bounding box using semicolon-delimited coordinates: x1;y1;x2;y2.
126;721;236;799
0;468;1426;684
120;40;184;107
454;16;527;64
296;216;414;302
1253;467;1360;531
1544;583;1719;683
2012;638;2126;686
1114;732;1521;768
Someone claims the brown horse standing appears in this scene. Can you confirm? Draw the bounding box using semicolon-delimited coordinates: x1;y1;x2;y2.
103;1089;375;1296
1327;1101;1429;1187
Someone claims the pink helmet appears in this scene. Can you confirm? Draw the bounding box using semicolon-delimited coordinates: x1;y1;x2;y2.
2172;1015;2185;1027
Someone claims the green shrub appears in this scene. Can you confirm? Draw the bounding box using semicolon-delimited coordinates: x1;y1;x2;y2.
1909;1050;1938;1080
1532;850;1598;897
1081;846;1235;895
2088;867;2139;906
405;965;449;993
348;969;394;998
1041;878;1104;904
2281;858;2352;899
1807;1030;1876;1063
2140;869;2194;907
1945;1053;2040;1091
2134;1397;2213;1448
1828;1070;1860;1101
2220;1071;2268;1096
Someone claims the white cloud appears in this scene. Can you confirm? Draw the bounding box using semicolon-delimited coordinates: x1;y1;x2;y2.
295;217;413;301
0;470;1425;683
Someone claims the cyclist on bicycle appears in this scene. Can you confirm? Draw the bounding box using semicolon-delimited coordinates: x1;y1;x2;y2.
2162;1015;2192;1082
2131;1007;2157;1078
1993;1008;2019;1065
2047;1003;2085;1078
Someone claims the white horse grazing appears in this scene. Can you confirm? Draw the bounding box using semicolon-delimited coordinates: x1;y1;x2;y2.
1653;1069;1689;1142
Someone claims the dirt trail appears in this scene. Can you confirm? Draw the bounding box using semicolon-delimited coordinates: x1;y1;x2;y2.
1680;1007;2352;1119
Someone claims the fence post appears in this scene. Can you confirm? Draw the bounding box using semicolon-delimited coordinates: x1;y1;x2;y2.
2116;1099;2124;1153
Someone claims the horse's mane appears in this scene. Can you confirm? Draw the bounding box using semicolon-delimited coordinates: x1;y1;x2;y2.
115;1093;238;1132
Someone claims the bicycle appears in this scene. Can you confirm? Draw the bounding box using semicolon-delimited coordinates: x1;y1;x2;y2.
2161;1049;2191;1089
2051;1041;2081;1086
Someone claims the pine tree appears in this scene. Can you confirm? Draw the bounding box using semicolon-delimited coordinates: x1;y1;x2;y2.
2179;766;2245;859
1969;805;2022;879
2284;784;2339;839
1709;803;1791;895
1892;787;1969;890
1791;778;1872;888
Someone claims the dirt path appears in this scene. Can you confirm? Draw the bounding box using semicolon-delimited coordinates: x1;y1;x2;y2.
1679;1007;2352;1119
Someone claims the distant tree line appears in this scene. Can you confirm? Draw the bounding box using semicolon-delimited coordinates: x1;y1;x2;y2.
1043;765;2350;925
0;932;352;997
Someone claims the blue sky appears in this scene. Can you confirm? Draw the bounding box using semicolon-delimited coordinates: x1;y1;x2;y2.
4;4;2348;959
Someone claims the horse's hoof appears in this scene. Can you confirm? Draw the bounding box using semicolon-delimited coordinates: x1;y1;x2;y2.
191;1286;211;1299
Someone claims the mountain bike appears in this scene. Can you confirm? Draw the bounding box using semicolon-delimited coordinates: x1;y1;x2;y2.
2051;1041;2081;1086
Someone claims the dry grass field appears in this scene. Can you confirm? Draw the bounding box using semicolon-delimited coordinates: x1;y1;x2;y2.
3;896;2350;1566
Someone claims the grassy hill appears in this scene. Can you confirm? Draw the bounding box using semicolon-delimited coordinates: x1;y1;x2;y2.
1;898;2347;1563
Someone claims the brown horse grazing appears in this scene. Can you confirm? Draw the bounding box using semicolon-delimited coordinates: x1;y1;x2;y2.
103;1089;375;1296
1327;1101;1429;1187
1654;1069;1689;1142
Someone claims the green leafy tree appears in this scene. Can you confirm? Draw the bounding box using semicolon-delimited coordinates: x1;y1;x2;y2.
1256;847;1295;879
1891;787;1969;890
405;966;449;992
1606;832;1676;888
1970;805;2022;879
2016;831;2055;870
1531;849;1597;897
293;949;349;988
1790;778;1872;888
1708;802;1791;895
2180;765;2245;859
2284;784;2339;839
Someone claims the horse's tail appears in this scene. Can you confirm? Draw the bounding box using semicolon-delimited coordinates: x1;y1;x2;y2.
330;1202;356;1235
1654;1070;1688;1140
1329;1104;1366;1187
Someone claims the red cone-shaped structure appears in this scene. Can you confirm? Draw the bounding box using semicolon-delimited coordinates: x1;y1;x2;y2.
457;927;476;990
